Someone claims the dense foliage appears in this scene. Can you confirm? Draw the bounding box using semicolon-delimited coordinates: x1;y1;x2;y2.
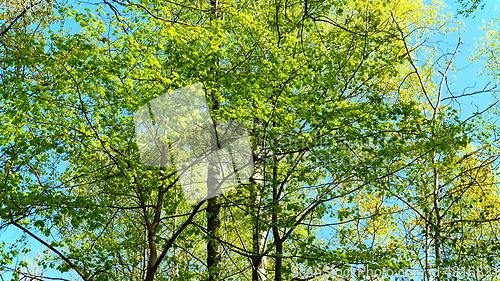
1;0;498;280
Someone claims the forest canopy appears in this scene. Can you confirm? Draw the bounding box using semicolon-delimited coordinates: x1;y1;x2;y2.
0;0;499;280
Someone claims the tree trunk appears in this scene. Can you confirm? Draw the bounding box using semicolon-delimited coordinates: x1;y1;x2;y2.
207;193;222;281
433;167;442;281
250;168;268;281
144;147;167;281
206;99;222;280
271;153;282;281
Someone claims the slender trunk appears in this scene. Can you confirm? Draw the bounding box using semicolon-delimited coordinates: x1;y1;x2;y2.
272;209;282;281
206;0;222;278
429;39;459;281
424;211;431;281
207;193;221;280
144;147;167;281
272;226;283;281
145;229;158;281
251;196;261;281
271;153;282;281
251;169;268;281
206;103;222;281
251;233;268;281
433;167;442;281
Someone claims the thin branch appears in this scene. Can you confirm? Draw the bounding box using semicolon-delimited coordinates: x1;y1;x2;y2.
390;11;433;108
0;265;71;281
10;221;88;281
129;2;196;27
0;0;46;36
147;200;205;280
434;37;462;119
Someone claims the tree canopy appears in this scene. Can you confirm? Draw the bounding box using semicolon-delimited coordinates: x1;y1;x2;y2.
0;0;499;280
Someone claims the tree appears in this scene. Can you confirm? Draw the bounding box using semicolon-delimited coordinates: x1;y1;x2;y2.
1;0;498;280
455;0;486;17
475;17;500;81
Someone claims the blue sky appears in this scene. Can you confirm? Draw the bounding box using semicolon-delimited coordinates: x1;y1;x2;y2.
1;1;499;280
438;0;499;120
